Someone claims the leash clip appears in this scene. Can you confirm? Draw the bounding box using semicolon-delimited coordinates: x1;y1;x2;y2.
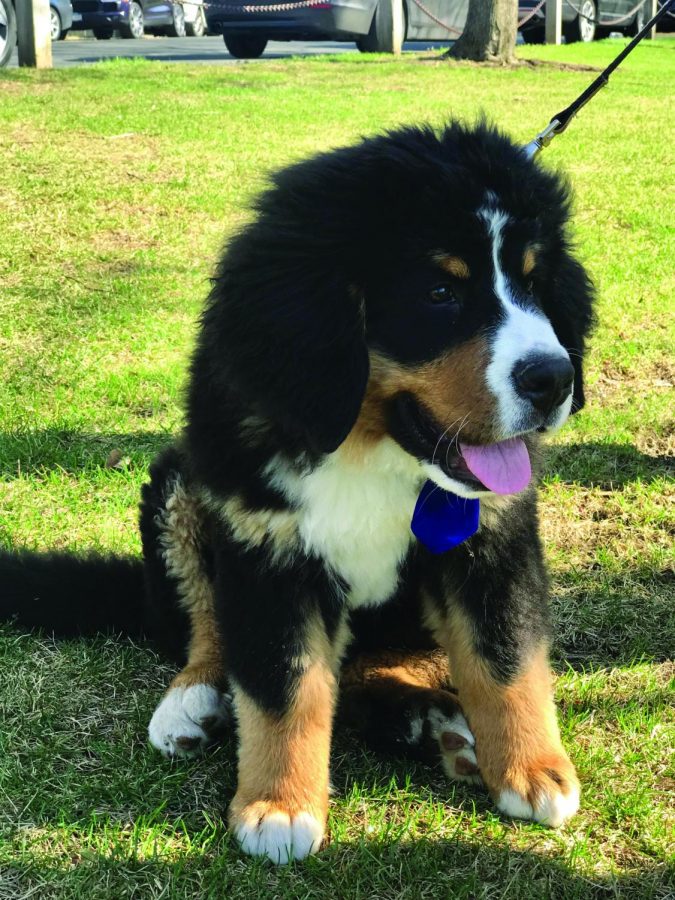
520;0;675;162
522;119;561;160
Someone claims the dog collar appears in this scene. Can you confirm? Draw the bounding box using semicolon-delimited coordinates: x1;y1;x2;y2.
411;480;480;554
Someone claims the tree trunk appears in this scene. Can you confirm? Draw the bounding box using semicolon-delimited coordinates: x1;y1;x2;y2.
448;0;517;64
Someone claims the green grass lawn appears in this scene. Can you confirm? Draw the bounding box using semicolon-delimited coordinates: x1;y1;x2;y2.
0;39;673;899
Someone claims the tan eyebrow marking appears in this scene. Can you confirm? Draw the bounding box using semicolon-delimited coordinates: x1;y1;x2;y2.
523;245;539;277
433;254;470;279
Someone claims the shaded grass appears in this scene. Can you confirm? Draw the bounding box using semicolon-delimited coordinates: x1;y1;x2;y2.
0;38;674;898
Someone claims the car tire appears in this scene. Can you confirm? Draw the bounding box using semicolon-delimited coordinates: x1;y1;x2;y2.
357;0;405;53
223;34;268;58
0;0;16;68
186;9;206;37
120;1;144;39
59;28;69;40
50;7;63;41
93;27;114;39
564;0;596;42
166;3;187;37
521;26;545;44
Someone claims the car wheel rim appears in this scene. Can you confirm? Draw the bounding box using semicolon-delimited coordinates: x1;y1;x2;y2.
131;5;143;36
175;6;185;33
50;10;60;40
0;8;7;53
580;1;595;41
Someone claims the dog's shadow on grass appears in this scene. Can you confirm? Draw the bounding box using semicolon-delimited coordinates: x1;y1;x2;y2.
3;841;668;898
544;441;673;488
0;429;171;477
0;429;671;486
1;633;669;895
4;724;669;897
3;845;667;899
4;729;669;899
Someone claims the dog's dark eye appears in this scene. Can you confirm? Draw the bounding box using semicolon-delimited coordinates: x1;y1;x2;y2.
428;285;459;306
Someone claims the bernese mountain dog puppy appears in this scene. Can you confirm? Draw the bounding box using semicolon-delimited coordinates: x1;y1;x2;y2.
0;122;595;864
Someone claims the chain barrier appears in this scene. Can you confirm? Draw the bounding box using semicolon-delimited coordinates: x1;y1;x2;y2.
201;0;672;34
204;0;552;36
408;0;462;36
204;0;330;13
518;0;548;29
565;0;650;27
374;0;550;39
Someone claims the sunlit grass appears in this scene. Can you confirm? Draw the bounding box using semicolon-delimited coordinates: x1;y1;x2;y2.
0;38;673;898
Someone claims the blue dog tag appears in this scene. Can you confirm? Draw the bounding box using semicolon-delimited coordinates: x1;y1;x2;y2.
411;480;480;554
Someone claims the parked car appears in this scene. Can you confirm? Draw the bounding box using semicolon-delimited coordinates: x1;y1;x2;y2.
183;0;206;35
71;0;197;39
0;0;15;67
657;0;674;31
519;0;652;43
0;0;72;63
206;0;468;59
50;0;74;40
0;0;72;67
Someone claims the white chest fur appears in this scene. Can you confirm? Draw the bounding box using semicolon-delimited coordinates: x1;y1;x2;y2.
267;440;424;608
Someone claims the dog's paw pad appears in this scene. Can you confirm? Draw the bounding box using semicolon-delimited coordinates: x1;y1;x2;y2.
148;684;231;759
428;709;483;785
441;730;469;752
232;802;324;864
496;760;580;828
174;735;203;752
454;753;480;777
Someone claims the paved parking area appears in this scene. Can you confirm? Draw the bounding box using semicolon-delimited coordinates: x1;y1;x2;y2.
7;35;451;68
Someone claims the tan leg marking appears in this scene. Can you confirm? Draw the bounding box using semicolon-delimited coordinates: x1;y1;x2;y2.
148;601;231;758
341;647;452;691
229;617;345;863
340;649;480;784
435;606;579;827
149;476;231;757
170;604;226;692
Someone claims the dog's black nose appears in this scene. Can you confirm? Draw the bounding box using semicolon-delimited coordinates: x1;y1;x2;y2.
512;354;574;415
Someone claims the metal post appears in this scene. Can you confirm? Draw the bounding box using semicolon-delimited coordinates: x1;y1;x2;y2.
16;0;52;68
647;0;657;39
545;0;562;44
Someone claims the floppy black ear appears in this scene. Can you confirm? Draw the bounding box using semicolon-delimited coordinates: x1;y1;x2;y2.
204;227;369;455
543;251;596;414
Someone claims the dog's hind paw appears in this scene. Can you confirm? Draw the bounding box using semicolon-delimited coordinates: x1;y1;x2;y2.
428;708;483;785
148;684;231;759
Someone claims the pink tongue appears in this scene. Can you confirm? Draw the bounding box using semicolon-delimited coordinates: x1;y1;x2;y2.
459;438;531;495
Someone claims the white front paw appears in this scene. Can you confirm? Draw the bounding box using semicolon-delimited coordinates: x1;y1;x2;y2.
233;803;324;864
497;783;580;828
148;684;231;758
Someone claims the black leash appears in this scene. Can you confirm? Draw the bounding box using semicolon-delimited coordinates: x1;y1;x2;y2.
524;0;674;158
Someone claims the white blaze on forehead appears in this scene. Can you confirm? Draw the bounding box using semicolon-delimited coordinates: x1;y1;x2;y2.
478;197;572;436
480;201;511;306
